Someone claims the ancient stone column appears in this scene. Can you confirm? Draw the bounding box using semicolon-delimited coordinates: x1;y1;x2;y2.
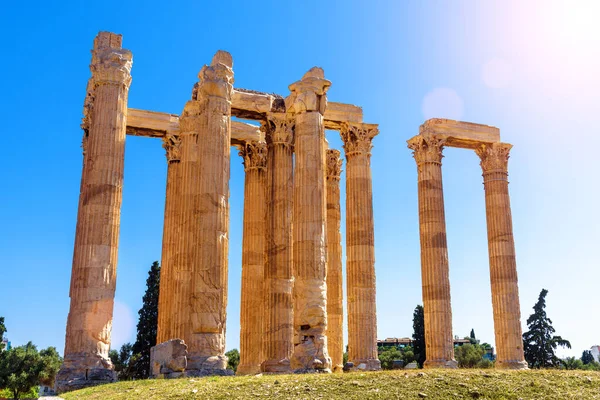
261;114;295;373
57;32;132;392
476;142;527;370
407;134;457;369
288;67;332;372
341;122;381;371
176;51;234;375
157;134;182;343
325;149;344;372
237;141;268;375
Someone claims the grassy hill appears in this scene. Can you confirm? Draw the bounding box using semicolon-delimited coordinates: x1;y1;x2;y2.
62;369;600;399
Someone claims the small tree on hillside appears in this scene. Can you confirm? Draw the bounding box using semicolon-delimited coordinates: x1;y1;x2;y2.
131;261;161;379
109;343;138;381
225;349;240;372
0;317;6;350
469;329;479;345
412;305;426;367
522;289;571;368
582;350;595;365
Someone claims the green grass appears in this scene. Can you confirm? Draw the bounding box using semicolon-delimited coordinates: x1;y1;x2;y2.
62;369;600;400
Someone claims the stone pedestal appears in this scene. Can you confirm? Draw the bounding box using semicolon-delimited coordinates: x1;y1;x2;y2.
325;149;344;372
57;31;132;393
407;134;457;369
476;143;527;370
262;114;294;373
341;122;381;371
237;141;268;375
176;51;234;374
157;134;182;343
288;68;332;372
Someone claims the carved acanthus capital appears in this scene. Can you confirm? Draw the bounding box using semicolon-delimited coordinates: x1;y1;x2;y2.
194;50;234;100
407;134;446;165
163;134;182;163
286;67;331;115
340;122;379;158
475;142;512;173
239;140;268;171
265;113;294;147
90;47;133;87
326;149;343;180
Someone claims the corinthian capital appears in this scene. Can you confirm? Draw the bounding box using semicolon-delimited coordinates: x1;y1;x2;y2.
340;122;379;158
239;141;268;171
163;134;182;163
407;134;446;165
326;149;343;180
286;67;331;115
91;48;133;87
265;113;294;147
195;50;234;100
475;142;512;173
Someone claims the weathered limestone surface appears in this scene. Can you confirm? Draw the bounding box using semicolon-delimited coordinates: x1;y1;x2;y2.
175;51;234;375
419;118;500;150
57;31;132;393
340;122;381;371
150;339;188;379
289;68;332;372
476;143;527;370
157;134;182;343
407;134;457;369
325;149;344;373
237;141;268;375
262;113;294;373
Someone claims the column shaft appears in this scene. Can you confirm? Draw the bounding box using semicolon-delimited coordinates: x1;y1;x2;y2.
177;52;233;374
262;116;294;373
342;123;381;371
57;32;132;392
476;143;527;370
157;135;182;343
326;149;344;372
238;142;268;375
407;134;456;369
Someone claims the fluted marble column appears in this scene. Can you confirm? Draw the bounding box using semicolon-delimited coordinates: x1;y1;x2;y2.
288;67;332;372
157;134;182;343
325;149;344;372
407;134;456;369
341;122;381;371
238;141;268;375
476;142;527;370
177;51;234;375
262;114;294;373
57;31;132;392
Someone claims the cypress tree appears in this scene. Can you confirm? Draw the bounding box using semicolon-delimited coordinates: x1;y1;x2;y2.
412;305;426;367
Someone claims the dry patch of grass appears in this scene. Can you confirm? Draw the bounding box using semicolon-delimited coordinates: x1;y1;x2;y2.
62;369;600;400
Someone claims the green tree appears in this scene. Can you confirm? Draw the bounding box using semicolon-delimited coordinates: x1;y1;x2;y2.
0;317;6;350
562;357;584;370
0;342;62;399
412;305;426;367
455;343;485;368
581;350;595;365
469;329;478;345
522;289;571;368
378;348;402;370
109;343;138;381
131;261;161;379
225;349;240;372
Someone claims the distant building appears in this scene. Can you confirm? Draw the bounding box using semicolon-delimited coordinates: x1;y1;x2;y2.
1;338;10;351
590;345;600;362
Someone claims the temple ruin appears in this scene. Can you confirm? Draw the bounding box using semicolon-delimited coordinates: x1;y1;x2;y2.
56;31;526;392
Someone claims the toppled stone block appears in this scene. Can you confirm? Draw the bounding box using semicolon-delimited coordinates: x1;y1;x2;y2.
150;339;188;378
343;362;354;372
404;361;418;369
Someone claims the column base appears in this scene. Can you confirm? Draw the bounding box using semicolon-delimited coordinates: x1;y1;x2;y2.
348;358;382;371
495;359;528;370
331;363;344;373
236;364;262;375
186;354;232;375
424;359;458;369
55;353;116;393
261;358;292;373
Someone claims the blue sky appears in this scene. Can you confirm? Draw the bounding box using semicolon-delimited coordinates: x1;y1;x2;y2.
1;1;598;360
